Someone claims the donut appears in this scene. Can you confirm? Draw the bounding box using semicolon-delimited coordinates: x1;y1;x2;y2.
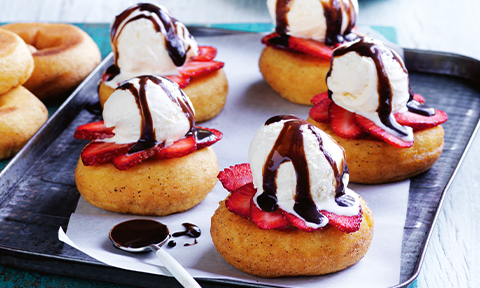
308;118;445;184
75;147;219;216
0;28;34;95
259;46;330;105
211;194;374;278
0;86;48;160
99;68;229;123
1;23;101;101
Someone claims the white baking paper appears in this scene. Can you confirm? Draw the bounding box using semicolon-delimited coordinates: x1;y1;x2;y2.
60;33;409;288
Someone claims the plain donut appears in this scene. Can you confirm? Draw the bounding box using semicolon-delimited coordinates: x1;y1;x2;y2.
0;28;34;94
0;86;48;160
1;23;101;101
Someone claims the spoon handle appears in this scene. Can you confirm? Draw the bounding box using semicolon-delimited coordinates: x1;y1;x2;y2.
155;248;202;288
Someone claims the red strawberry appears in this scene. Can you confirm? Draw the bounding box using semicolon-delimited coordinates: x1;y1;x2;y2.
250;199;290;230
81;141;133;166
192;46;217;61
311;92;330;105
329;103;366;139
218;163;253;192
355;115;414;148
164;75;190;88
179;61;224;77
413;93;425;104
154;135;197;160
320;208;363;233
309;98;332;123
74;121;115;140
394;109;448;131
195;127;223;150
281;211;318;232
225;183;256;219
288;36;333;60
112;143;164;170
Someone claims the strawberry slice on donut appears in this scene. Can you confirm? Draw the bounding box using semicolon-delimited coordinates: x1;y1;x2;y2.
320;209;363;233
74;121;115;140
355;115;414;148
81;142;133;166
394;109;448;131
192;46;217;61
179;61;225;77
164;75;190;88
225;183;256;219
288;36;333;60
329;103;366;139
250;199;291;230
218;163;253;192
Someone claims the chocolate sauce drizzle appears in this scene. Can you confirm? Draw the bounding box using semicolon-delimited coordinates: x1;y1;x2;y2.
110;219;169;249
270;0;358;47
116;76;195;154
327;39;435;138
257;115;350;225
172;223;201;247
105;3;194;80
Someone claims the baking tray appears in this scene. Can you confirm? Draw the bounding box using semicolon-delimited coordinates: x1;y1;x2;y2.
1;28;480;288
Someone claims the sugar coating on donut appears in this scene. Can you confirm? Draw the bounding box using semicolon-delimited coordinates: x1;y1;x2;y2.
210;194;374;278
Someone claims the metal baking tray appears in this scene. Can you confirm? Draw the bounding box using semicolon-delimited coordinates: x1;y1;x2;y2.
1;28;479;288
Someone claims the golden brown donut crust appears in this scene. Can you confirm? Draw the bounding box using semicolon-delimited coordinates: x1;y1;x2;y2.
1;23;101;101
75;147;219;216
99;69;228;123
259;46;330;105
0;86;48;160
307;117;445;184
0;28;34;95
211;194;374;278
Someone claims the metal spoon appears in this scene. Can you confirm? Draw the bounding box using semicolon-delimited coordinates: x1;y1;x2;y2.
109;219;201;288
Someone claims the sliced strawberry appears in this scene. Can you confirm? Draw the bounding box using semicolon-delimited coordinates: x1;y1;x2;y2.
74;121;115;140
329;103;366;139
164;75;190;88
288;36;333;60
218;163;253;192
309;98;332;123
112;143;164;170
281;211;318;232
311;92;330;105
81;141;133;166
250;199;290;230
153;135;197;160
195;127;223;150
394;109;448;131
179;61;224;77
192;46;217;61
225;183;256;219
355;115;414;148
320;208;363;233
413;93;425;104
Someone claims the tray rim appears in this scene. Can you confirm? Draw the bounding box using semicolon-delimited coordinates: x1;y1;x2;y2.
1;30;480;288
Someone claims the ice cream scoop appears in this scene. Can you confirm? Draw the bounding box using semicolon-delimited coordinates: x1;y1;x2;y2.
266;0;359;45
103;75;195;150
104;3;199;88
326;37;423;142
249;115;360;229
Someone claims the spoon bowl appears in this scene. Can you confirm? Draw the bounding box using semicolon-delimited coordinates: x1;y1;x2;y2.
110;219;201;288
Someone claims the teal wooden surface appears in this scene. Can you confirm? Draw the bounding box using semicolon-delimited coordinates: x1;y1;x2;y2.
0;23;400;287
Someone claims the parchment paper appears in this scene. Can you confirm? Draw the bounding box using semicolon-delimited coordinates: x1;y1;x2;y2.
59;33;409;288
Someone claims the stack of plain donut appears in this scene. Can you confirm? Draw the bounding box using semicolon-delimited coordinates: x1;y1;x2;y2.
0;23;101;160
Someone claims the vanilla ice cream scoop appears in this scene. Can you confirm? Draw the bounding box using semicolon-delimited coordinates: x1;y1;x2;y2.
104;3;199;88
249;115;360;229
327;37;416;141
103;75;195;151
267;0;359;45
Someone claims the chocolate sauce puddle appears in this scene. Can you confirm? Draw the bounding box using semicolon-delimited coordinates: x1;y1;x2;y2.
172;223;201;247
257;115;350;225
110;219;169;249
